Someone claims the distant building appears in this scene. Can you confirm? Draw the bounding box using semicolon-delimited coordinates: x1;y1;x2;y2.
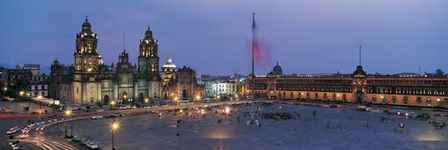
0;66;7;88
161;66;204;101
16;64;40;81
28;73;49;97
7;68;32;87
251;63;448;108
202;74;247;99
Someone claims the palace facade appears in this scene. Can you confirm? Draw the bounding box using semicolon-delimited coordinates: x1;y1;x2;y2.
251;63;448;108
50;18;203;105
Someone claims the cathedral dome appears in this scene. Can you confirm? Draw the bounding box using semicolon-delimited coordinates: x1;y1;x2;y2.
145;25;153;36
162;57;176;68
81;16;92;33
271;62;283;76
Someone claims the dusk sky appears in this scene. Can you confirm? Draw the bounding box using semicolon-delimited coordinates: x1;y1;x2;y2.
0;0;447;75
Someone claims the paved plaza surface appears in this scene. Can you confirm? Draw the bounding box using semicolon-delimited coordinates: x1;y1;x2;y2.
55;102;448;150
0;101;54;114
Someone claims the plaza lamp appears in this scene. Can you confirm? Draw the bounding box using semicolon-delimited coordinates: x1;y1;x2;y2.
64;109;72;137
111;120;120;150
224;106;231;115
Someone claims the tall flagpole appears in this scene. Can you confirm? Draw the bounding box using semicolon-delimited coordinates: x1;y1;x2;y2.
251;12;255;98
359;45;362;66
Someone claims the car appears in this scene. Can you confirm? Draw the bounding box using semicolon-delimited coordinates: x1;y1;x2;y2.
11;144;19;150
80;138;89;146
73;136;82;142
246;95;255;100
246;119;260;126
6;126;20;135
90;116;104;120
431;120;446;129
411;113;430;121
27;123;35;128
9;140;19;145
86;141;99;149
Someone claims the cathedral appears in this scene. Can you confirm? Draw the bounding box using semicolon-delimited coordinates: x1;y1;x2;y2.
50;17;203;105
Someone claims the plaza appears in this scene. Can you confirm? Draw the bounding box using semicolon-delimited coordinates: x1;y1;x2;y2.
40;101;448;150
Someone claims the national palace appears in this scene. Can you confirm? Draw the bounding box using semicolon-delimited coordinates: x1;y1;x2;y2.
251;62;448;108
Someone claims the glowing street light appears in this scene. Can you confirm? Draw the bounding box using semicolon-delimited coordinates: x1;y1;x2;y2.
64;109;72;137
3;87;7;91
111;120;120;150
19;91;25;96
224;106;231;115
200;109;205;115
195;95;201;101
110;101;116;106
65;109;72;117
144;98;149;103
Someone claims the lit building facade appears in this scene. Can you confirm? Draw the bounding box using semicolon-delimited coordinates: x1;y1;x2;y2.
161;65;204;102
202;74;247;98
251;63;448;108
50;18;203;105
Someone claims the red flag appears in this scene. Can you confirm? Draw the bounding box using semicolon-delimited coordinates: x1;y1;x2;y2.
253;39;271;65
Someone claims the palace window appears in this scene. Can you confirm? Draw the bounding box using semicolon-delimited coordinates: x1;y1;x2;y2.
417;97;422;104
372;95;377;103
403;96;408;104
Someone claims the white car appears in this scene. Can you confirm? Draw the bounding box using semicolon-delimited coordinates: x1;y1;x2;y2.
246;119;260;126
11;144;19;150
90;116;103;120
86;141;98;149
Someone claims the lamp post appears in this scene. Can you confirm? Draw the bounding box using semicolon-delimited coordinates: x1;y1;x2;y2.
110;101;116;110
111;120;120;150
64;109;72;138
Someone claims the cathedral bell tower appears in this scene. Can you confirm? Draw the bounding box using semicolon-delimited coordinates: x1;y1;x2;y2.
138;25;160;81
73;16;103;104
74;16;103;75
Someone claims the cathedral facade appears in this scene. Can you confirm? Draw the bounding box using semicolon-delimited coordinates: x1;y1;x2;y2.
50;18;203;105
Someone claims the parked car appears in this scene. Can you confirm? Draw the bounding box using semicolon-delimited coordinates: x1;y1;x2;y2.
73;136;82;142
80;138;89;146
410;113;430;121
6;126;20;135
90;116;104;120
430;120;446;129
9;140;19;150
86;141;99;149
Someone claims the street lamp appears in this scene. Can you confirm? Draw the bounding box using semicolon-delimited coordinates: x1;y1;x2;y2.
64;109;72;137
111;120;120;150
224;106;231;115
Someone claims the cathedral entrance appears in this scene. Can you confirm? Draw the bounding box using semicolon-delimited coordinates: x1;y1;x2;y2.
103;95;110;105
122;92;128;103
139;93;144;103
164;93;168;99
182;89;188;100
